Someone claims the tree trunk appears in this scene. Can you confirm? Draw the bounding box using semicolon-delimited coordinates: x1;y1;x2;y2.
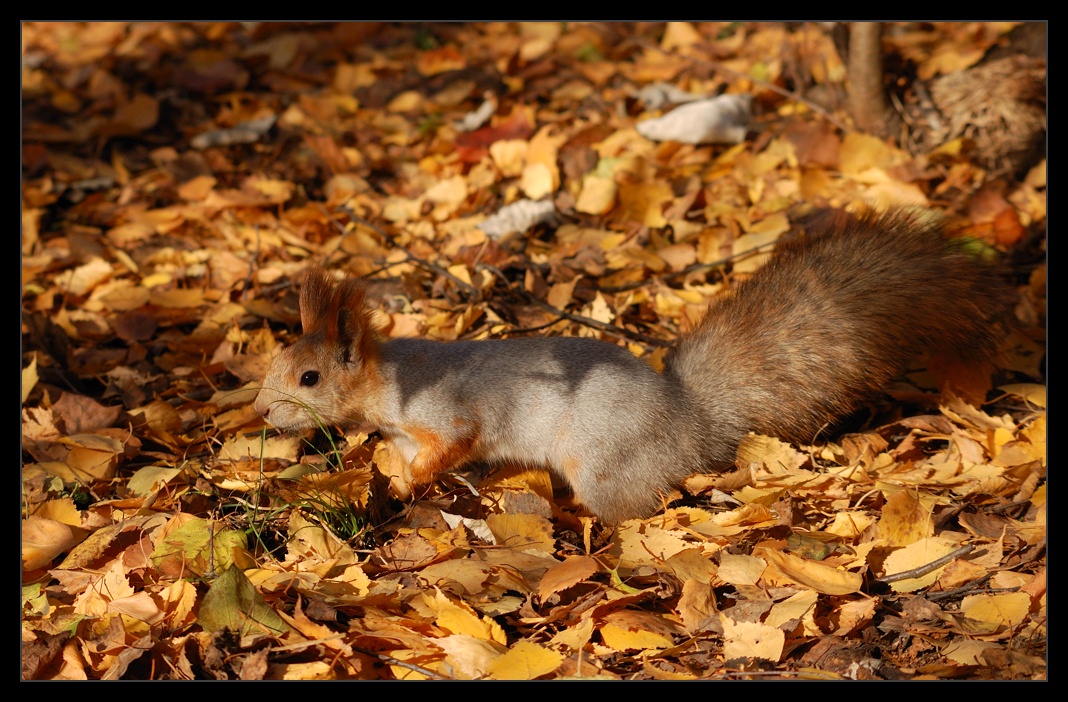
847;22;896;136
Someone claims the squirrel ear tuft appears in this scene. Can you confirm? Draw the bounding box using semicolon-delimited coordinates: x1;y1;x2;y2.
299;268;377;363
334;278;370;349
299;267;335;334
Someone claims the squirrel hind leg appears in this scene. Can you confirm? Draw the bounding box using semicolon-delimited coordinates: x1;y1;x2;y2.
563;456;674;524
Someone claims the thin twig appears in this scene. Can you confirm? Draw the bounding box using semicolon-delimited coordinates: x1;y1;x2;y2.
352;647;450;680
876;543;974;584
987;498;1034;515
926;573;994;602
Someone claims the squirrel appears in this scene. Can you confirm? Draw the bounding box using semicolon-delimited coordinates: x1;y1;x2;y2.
253;207;1013;523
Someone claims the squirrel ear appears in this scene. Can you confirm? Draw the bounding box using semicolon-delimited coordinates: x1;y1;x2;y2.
299;267;335;334
334;278;369;349
302;269;377;365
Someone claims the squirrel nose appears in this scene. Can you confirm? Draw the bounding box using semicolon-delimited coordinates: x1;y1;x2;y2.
253;393;269;419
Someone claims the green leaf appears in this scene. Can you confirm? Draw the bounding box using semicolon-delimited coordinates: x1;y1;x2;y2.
150;518;248;579
197;564;291;636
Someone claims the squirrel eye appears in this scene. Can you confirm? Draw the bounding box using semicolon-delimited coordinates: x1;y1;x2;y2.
300;371;320;387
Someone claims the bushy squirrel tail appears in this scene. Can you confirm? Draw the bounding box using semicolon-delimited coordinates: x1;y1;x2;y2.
663;207;1014;462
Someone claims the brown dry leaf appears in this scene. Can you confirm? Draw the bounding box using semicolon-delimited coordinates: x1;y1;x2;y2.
52;392;121;433
105;93;160;135
284;511;359;566
149;288;205;309
537;555;601;600
617;180;674;228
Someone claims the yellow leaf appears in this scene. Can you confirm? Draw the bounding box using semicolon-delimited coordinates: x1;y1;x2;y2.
268;662;337;681
436;634;506;680
244;176;294;202
717;552;766;586
720;616;785;662
736;433;807;474
824;511;876;539
426;589;507;644
839;132;908;174
63;437;122;481
149;288;205;309
961;592;1031;629
757;547;863;595
599;623;673;652
765;588;819;629
54;257;113;296
108;591;165;625
74;559;136;617
151;516;250;579
827;597;878;636
127;465;183;496
998;383;1046;408
876;484;944;547
660;21;702;50
617;180;672;228
160;579;198;628
218;432;301;462
862;179;930;209
32;498;82;527
546;277;579;310
22;355;37;404
575;174;617;215
489;139;528;177
520;162;554;199
676;579;718;632
486;512;555;554
942;640;1001;666
177;174;217;201
22;516;87;571
486;640;563;680
285;510;359;566
612;522;691;569
549;612;595;651
387;90;422;112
